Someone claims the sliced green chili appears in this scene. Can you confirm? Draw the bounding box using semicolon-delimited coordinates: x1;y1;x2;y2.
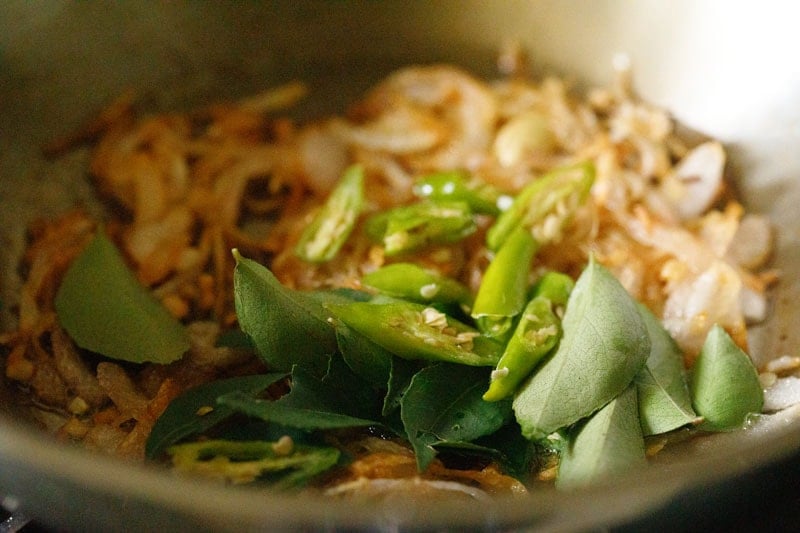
365;200;476;256
167;439;340;488
295;164;364;262
361;262;473;309
412;170;507;216
532;270;575;307
483;272;573;402
325;300;502;367
487;161;595;251
472;226;539;340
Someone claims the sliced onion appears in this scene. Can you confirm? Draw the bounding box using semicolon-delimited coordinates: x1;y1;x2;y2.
367;66;498;169
740;284;768;323
695;204;742;258
765;355;800;374
96;362;149;418
298;124;350;194
660;141;725;220
125;206;192;267
51;327;107;407
331;108;444;155
763;376;800;412
727;213;773;269
493;110;555;167
662;259;745;360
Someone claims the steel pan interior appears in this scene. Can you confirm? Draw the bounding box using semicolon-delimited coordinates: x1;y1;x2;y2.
1;2;799;531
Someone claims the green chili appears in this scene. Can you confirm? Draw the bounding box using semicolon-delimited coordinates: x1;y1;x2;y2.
486;161;595;251
167;439;340;488
472;226;539;340
295;164;364;262
532;270;574;308
326;299;502;367
412;170;508;216
361;262;473;309
365;200;476;256
483;272;573;401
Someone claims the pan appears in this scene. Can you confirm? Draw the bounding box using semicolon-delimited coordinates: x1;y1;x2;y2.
1;2;799;531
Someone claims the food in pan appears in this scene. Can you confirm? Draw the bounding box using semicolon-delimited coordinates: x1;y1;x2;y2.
0;50;783;496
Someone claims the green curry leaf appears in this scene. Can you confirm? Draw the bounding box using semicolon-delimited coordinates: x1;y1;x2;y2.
690;324;764;431
54;231;190;364
383;356;422;416
635;304;700;435
219;391;377;430
232;250;336;376
512;258;650;440
145;373;287;459
334;322;423;416
470;420;538;480
218;356;382;430
556;385;646;489
335;323;394;388
400;363;512;471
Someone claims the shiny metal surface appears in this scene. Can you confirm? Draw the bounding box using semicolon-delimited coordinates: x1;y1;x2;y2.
1;2;799;530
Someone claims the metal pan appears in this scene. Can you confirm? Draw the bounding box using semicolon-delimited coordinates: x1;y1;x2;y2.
1;2;799;530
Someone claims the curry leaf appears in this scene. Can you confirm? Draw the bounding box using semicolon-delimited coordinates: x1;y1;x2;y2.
212;419;310;445
218;391;377;430
400;363;512;471
428;439;532;482
336;324;393;387
218;357;382;430
471;420;538;479
214;328;255;350
556;385;646;489
145;373;287;459
383;356;422;416
54;231;190;364
512;258;650;440
286;355;382;420
635;304;700;435
335;322;422;416
690;324;763;431
232;250;336;376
